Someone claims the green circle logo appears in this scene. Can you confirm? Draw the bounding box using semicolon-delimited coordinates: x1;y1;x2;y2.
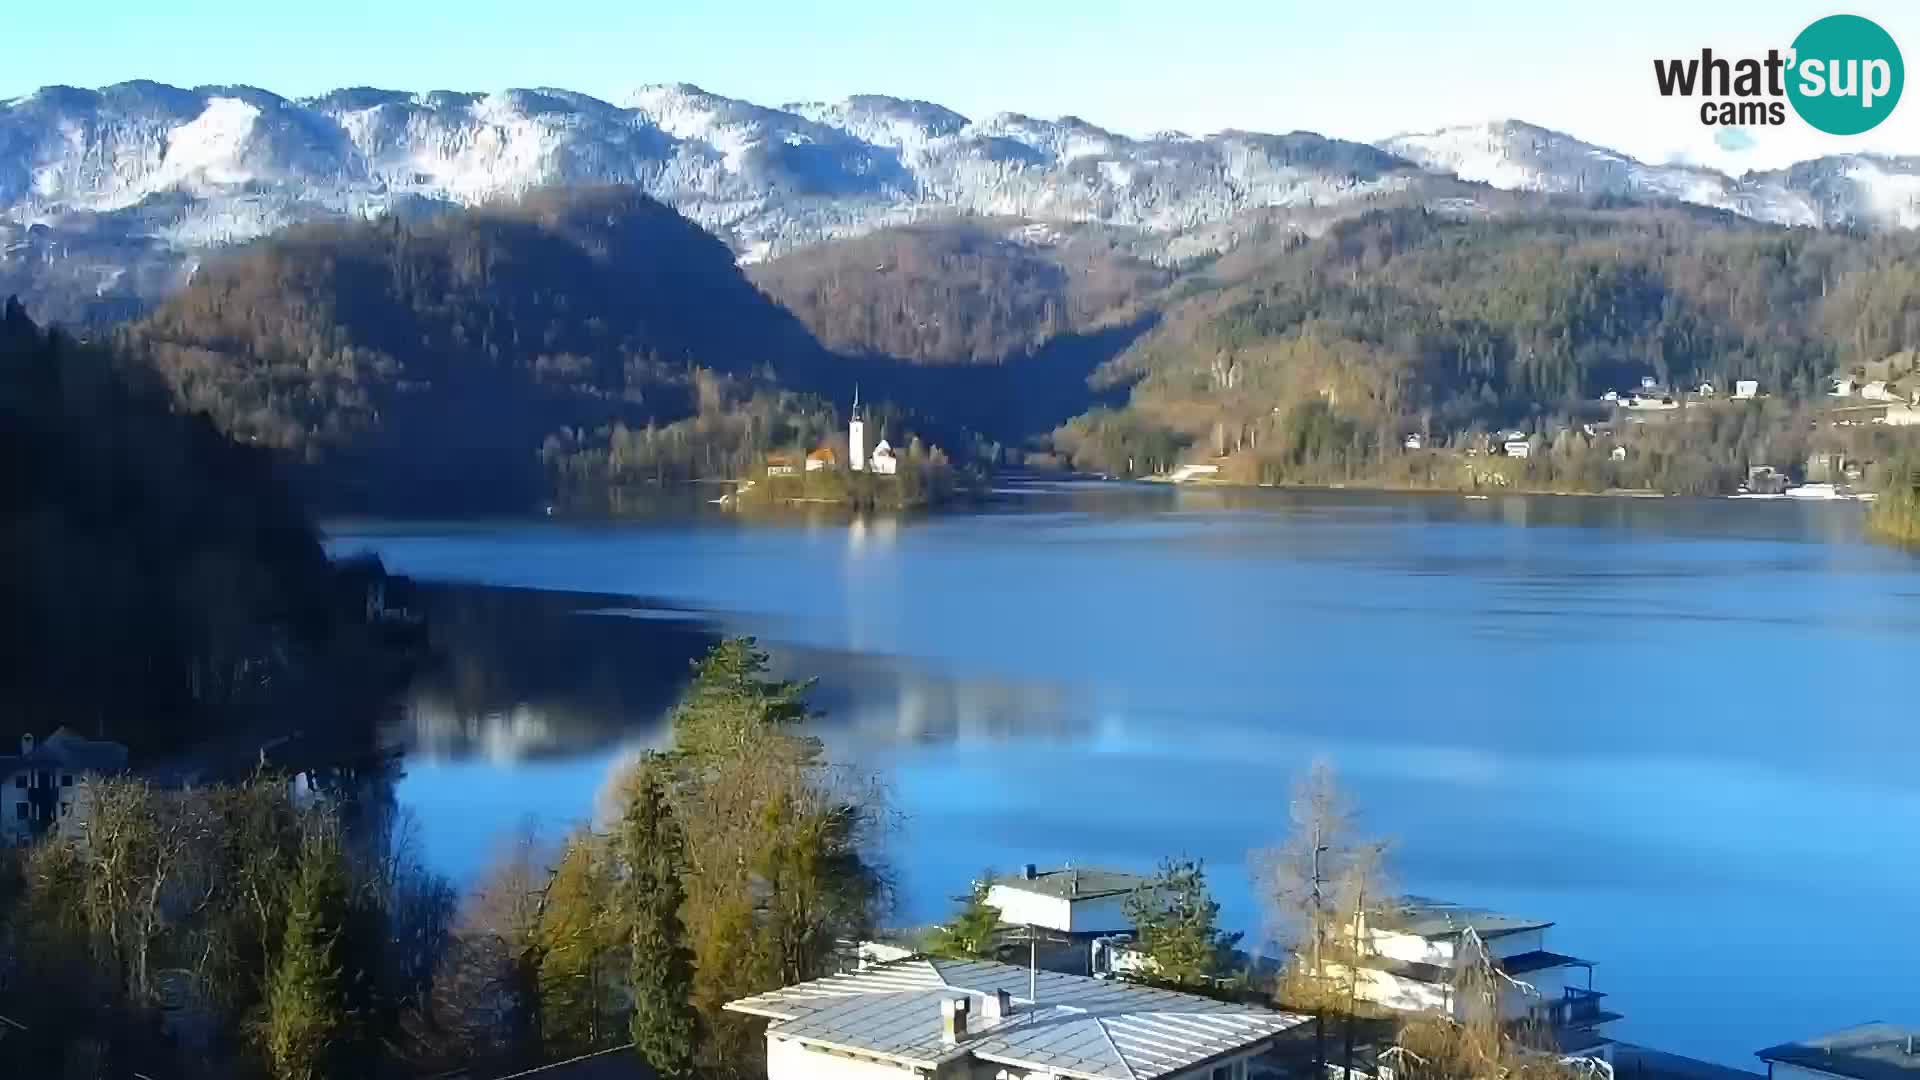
1788;14;1903;135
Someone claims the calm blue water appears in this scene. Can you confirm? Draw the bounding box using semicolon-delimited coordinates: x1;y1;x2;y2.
328;483;1920;1068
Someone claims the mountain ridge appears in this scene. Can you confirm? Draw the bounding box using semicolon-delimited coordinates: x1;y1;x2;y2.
4;80;1920;327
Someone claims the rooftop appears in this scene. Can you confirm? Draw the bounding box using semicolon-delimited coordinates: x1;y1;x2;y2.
1757;1024;1920;1080
0;728;128;772
1372;896;1552;941
726;957;1304;1080
991;867;1150;902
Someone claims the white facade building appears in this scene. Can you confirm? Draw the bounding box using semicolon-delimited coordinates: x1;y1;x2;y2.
1;729;128;846
1735;380;1760;399
870;439;898;475
983;865;1155;936
1404;433;1424;450
1504;440;1532;459
1862;380;1897;401
1832;377;1856;397
729;957;1304;1080
1327;896;1619;1060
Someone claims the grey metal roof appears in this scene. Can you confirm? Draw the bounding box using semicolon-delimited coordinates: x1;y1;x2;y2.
1373;896;1552;940
1756;1024;1920;1080
726;958;1305;1080
994;868;1151;901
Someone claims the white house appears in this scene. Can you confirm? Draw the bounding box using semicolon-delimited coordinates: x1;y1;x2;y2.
1862;380;1896;401
1503;440;1532;459
1832;377;1856;398
1610;446;1628;462
727;957;1305;1080
1;729;128;846
1326;896;1619;1061
1698;382;1716;396
870;439;899;476
1404;433;1424;450
1602;390;1620;403
1756;1024;1920;1080
984;865;1154;937
1735;379;1760;400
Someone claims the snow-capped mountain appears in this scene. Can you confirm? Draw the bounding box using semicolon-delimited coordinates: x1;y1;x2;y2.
6;83;1920;325
1380;119;1920;229
0;80;1418;264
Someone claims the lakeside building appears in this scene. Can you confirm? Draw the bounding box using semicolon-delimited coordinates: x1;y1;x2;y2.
1735;380;1760;399
985;865;1151;938
0;729;128;846
1756;1024;1920;1080
872;438;899;475
808;447;837;472
767;454;798;476
727;957;1305;1080
1327;896;1621;1061
1404;433;1424;450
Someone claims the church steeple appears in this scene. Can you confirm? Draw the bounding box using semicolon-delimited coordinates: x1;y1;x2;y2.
849;387;867;472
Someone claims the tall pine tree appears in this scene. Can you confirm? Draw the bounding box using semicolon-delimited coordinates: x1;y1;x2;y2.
260;830;354;1080
617;754;699;1076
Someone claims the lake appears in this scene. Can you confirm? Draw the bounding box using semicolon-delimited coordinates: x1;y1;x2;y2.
326;482;1920;1068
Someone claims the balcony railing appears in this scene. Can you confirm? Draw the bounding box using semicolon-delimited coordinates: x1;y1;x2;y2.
1532;988;1607;1028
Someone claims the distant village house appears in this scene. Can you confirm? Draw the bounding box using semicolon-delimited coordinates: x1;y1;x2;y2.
766;454;797;476
870;438;899;475
806;447;837;472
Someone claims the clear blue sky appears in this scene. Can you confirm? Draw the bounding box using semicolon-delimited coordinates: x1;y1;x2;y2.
8;0;1918;170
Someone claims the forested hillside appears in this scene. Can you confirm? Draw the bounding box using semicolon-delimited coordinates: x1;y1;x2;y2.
121;188;834;509
1053;207;1920;488
0;298;362;753
750;218;1170;364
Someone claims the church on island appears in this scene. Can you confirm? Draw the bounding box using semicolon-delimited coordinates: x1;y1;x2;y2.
769;390;899;478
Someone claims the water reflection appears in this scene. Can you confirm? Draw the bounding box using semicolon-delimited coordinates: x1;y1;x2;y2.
331;485;1920;1066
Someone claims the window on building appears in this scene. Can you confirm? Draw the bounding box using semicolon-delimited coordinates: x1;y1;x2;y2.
12;802;24;820
11;775;23;789
61;773;73;786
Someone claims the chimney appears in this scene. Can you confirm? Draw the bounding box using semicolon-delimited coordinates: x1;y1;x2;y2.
982;989;1013;1022
940;997;970;1045
1023;863;1038;881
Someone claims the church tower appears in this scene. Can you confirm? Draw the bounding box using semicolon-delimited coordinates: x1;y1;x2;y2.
849;387;866;472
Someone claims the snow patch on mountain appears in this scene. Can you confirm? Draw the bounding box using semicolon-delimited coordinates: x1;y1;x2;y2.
6;82;1920;315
